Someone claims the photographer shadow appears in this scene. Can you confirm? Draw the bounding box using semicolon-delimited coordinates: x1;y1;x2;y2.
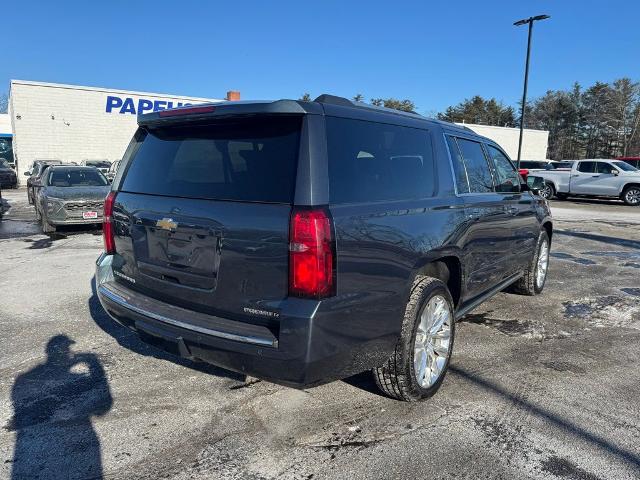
8;335;112;479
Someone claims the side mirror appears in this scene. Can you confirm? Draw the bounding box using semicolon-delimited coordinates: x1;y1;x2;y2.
527;175;546;195
612;169;619;176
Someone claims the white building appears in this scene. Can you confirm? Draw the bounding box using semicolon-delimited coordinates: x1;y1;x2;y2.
9;80;228;183
456;123;549;160
0;113;11;135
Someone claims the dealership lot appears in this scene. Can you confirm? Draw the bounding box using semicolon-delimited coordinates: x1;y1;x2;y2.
1;189;639;479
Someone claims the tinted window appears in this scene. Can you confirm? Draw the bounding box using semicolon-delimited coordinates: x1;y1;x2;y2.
326;117;434;203
578;161;596;173
486;145;520;193
48;169;108;187
519;161;537;169
446;136;469;193
121;117;301;203
613;161;638;172
456;138;494;193
596;162;615;174
555;161;574;169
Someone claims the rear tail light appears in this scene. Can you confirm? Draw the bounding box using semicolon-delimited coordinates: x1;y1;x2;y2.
289;208;336;299
103;191;117;254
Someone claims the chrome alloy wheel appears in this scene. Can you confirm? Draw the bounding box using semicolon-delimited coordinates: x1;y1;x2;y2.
536;238;550;289
625;187;640;206
414;295;452;388
540;183;553;200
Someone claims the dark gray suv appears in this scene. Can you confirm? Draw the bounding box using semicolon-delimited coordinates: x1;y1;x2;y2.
96;95;552;401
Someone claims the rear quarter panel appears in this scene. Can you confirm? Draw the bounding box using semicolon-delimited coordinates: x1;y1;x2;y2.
321;128;466;368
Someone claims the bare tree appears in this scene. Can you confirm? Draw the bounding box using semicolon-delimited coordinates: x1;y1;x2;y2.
606;78;640;156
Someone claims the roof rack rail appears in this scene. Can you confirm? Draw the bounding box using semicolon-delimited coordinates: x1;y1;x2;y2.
313;93;423;118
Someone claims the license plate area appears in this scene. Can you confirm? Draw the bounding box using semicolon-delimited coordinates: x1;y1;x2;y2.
83;211;98;219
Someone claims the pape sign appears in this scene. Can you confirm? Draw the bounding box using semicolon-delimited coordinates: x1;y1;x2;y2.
105;95;193;115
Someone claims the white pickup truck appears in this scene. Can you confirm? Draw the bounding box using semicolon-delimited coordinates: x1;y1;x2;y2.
535;159;640;206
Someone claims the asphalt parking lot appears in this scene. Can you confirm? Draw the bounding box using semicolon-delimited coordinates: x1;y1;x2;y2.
1;188;639;480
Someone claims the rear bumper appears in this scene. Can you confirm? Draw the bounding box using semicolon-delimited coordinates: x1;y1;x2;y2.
95;253;392;387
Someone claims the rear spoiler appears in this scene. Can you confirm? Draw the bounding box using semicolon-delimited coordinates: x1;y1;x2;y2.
137;99;323;127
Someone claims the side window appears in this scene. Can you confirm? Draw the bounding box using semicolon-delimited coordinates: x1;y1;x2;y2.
456;138;494;193
596;162;614;174
446;136;470;193
485;145;521;193
326;117;435;204
578;161;596;173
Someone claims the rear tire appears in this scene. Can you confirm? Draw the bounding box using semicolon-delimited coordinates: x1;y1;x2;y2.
621;185;640;206
373;277;455;401
511;231;550;296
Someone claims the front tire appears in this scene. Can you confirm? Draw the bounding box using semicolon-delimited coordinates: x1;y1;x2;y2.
374;277;455;401
512;231;550;296
539;182;555;200
41;214;55;233
622;185;640;206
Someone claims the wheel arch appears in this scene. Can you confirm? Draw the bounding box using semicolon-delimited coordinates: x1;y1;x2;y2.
542;220;553;244
414;255;462;309
621;182;640;194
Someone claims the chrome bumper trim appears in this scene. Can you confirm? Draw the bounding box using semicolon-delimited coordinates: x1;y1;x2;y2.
97;285;276;347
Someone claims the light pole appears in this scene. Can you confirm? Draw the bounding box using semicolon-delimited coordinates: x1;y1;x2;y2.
514;14;550;169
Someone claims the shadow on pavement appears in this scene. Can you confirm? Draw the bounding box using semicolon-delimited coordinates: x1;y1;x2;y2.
7;335;112;479
88;276;244;381
450;365;640;471
555;229;640;250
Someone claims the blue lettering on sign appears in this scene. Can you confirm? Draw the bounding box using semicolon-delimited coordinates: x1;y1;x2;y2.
105;96;123;113
105;96;196;115
120;98;136;114
137;99;153;114
153;100;167;111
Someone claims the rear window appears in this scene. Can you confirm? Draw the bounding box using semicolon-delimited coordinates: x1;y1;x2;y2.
120;117;301;203
326;117;434;204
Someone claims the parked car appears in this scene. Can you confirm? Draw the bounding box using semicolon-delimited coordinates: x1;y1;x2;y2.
96;95;552;401
517;160;575;181
105;160;120;182
0;137;14;169
518;160;557;170
25;160;63;204
0;158;17;189
35;165;110;233
81;159;112;174
535;159;640;205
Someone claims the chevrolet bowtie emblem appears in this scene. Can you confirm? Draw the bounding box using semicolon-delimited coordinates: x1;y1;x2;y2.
156;218;178;231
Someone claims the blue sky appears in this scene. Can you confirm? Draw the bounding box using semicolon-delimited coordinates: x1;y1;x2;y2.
3;0;639;115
